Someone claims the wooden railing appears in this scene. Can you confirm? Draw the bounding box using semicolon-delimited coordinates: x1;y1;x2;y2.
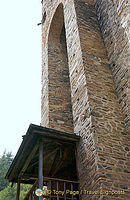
23;177;80;200
23;180;38;200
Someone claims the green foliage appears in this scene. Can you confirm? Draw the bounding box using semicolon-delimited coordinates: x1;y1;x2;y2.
19;184;32;200
0;183;31;200
0;151;31;200
0;150;13;191
0;184;16;200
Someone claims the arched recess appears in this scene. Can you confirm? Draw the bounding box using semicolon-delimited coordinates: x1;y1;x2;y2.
48;3;74;133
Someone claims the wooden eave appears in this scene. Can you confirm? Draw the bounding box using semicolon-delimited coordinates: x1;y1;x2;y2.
5;124;80;184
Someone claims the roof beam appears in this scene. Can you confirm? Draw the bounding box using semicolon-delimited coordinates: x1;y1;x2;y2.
18;143;39;178
51;147;69;177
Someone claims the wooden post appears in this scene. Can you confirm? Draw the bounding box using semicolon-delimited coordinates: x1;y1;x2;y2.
64;182;66;200
16;179;20;200
56;181;59;200
71;183;74;200
39;141;43;200
49;181;52;200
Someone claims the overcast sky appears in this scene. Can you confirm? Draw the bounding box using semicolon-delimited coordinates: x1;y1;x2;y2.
0;0;42;156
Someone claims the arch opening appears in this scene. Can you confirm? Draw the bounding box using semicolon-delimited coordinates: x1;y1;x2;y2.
48;4;74;133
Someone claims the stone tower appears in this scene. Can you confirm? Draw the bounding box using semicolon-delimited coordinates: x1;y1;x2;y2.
41;0;129;199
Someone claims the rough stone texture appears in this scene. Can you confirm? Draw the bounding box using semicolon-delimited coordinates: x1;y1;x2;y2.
48;4;74;133
41;1;74;133
73;1;129;199
94;0;129;132
41;0;129;199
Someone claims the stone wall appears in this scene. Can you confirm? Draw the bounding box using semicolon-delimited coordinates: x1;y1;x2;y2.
94;0;129;132
48;4;74;133
41;1;73;133
41;0;129;199
73;0;129;199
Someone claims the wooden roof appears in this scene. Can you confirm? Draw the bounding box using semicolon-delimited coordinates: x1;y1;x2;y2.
6;124;80;184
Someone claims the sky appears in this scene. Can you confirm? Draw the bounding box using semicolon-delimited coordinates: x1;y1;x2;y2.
0;0;42;156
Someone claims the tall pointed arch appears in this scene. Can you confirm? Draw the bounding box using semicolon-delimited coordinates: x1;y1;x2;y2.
47;3;74;133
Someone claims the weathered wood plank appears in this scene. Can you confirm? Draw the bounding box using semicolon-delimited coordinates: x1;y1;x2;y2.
57;181;59;200
19;143;39;178
71;183;74;200
64;182;66;200
8;134;36;181
21;175;79;184
34;131;80;143
16;179;20;200
38;141;43;200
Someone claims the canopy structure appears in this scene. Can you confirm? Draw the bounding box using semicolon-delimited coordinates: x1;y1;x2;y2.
6;124;80;199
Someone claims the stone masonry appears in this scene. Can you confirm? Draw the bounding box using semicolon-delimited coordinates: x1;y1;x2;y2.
41;0;129;199
94;0;129;133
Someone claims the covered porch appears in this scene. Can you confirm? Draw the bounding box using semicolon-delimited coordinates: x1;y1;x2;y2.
6;124;80;200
